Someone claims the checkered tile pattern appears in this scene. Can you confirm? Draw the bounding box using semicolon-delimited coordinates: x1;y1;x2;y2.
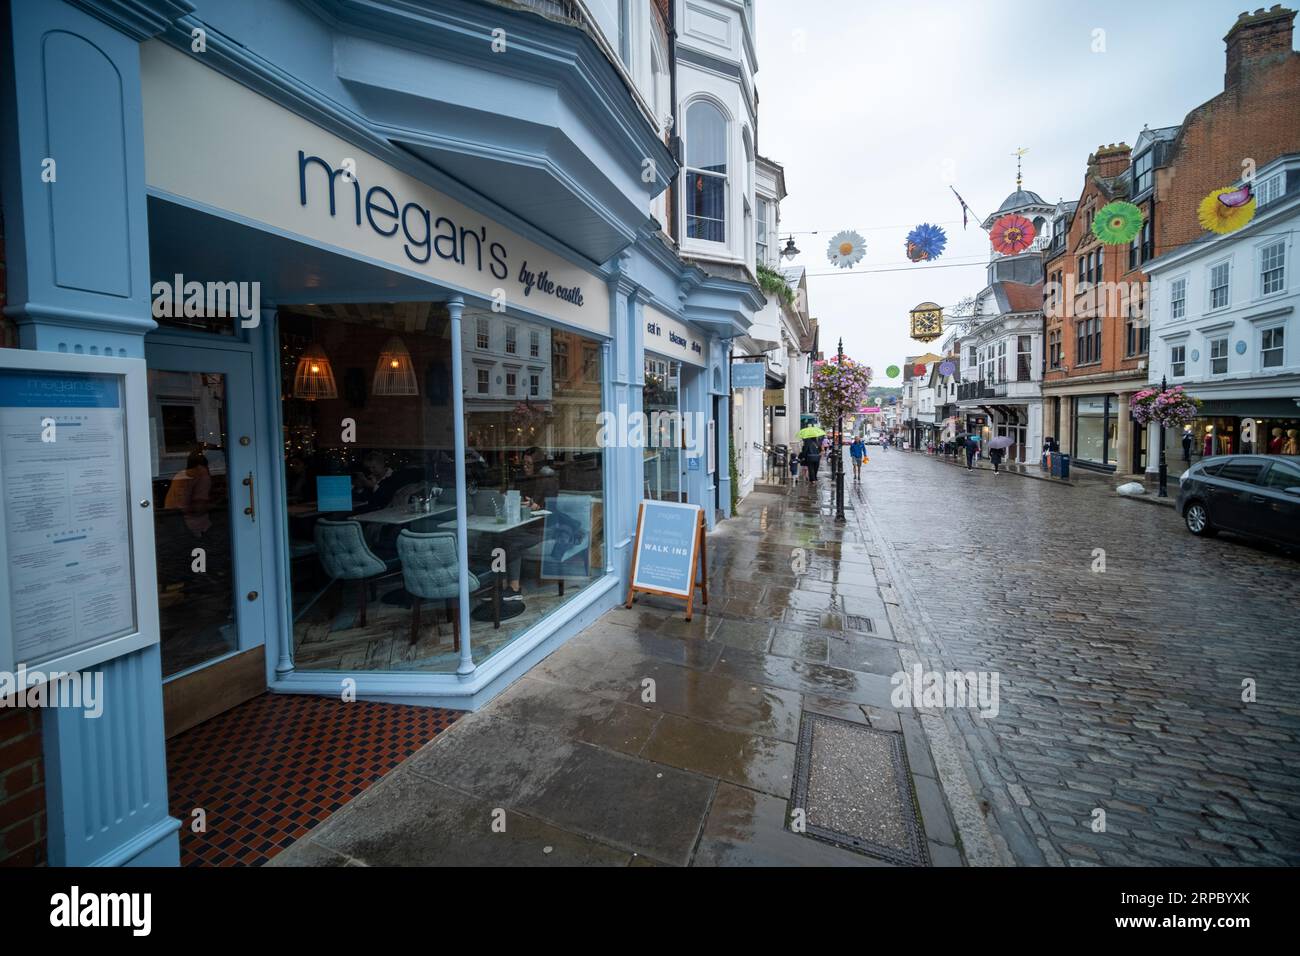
167;692;461;866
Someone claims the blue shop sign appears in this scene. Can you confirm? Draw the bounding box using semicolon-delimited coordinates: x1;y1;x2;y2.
731;362;766;388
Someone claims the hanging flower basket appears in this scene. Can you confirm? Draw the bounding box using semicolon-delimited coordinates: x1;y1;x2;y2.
1129;385;1202;428
811;355;873;430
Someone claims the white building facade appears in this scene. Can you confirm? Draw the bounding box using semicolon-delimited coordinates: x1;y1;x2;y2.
1144;154;1300;471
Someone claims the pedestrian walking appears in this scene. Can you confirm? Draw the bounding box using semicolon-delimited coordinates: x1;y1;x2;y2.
849;435;865;480
801;432;823;482
965;433;978;470
789;450;801;484
989;445;1005;474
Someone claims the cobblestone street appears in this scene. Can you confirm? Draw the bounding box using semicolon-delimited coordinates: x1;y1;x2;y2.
855;448;1300;866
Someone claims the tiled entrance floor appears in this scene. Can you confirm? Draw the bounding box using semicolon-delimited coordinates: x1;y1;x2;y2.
167;692;461;866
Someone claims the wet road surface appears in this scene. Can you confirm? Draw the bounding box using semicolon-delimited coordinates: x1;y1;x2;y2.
855;448;1300;865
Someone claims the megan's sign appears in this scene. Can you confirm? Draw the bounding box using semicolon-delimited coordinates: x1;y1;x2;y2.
140;42;606;333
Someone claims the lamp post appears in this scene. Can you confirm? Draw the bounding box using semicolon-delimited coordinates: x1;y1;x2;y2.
1157;375;1169;498
835;337;846;521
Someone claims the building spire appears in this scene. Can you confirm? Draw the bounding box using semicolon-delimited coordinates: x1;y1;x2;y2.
1012;146;1029;190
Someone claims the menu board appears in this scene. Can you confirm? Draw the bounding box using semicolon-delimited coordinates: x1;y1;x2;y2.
0;370;137;666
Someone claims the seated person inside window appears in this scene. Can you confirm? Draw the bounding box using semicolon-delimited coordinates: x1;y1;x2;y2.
491;447;558;602
352;451;422;514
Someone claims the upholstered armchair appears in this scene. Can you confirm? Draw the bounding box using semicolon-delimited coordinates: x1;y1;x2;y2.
396;530;480;648
314;518;397;627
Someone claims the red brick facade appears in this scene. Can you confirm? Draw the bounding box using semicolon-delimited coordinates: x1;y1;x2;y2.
0;708;46;866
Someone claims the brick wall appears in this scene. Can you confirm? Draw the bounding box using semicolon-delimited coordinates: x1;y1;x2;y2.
0;708;47;866
1158;7;1300;251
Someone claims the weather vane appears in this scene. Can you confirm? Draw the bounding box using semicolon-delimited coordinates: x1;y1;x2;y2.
1012;146;1029;189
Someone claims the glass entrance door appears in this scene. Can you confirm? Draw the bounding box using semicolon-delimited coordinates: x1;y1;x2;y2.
146;343;265;734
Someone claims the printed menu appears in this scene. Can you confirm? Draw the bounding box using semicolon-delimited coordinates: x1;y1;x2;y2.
0;370;137;665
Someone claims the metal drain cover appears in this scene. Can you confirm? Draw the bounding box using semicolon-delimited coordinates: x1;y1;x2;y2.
789;713;930;866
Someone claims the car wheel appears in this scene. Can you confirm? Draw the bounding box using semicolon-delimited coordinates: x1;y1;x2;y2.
1184;501;1217;537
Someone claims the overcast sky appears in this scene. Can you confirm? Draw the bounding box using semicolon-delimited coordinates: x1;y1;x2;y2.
754;0;1292;380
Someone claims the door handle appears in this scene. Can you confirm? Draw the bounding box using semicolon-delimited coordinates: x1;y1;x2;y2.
1251;495;1266;503
242;472;256;522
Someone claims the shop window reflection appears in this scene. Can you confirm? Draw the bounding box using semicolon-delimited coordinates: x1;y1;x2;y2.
644;358;683;500
280;304;605;674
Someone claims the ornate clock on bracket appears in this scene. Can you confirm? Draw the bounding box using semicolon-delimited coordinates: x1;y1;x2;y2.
909;301;944;343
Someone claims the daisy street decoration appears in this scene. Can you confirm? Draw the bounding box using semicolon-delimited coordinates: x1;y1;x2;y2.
905;223;948;262
1198;185;1256;235
1129;384;1202;428
1092;201;1144;245
989;214;1036;255
827;230;866;269
811;355;873;430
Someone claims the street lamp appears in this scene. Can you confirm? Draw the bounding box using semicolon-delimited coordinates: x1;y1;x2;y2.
835;337;846;521
1157;374;1169;498
781;236;800;260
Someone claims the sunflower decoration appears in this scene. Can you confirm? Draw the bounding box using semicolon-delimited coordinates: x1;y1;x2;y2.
1091;201;1144;245
905;223;948;262
827;230;866;269
989;214;1036;255
1198;185;1256;235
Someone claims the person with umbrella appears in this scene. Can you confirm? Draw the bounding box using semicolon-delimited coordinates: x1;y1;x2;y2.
964;432;979;471
987;434;1014;474
796;418;826;484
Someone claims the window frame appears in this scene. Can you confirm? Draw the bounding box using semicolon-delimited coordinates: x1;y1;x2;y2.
1170;344;1186;377
1208;259;1231;312
1209;336;1229;375
682;98;731;246
1260;325;1285;369
1258;239;1286;298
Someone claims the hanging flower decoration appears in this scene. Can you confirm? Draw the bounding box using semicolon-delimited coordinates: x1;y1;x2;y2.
827;230;866;269
1129;385;1202;428
1198;185;1256;234
905;223;948;262
810;355;873;430
913;363;927;377
989;214;1036;255
1091;201;1144;245
885;364;900;378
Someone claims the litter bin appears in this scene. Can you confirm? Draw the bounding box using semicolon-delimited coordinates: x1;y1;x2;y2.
1051;453;1071;480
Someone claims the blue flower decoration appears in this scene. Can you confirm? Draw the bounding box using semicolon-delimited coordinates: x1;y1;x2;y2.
906;223;948;262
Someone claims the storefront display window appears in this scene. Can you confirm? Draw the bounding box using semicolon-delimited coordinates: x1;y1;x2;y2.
1075;396;1107;464
279;303;605;673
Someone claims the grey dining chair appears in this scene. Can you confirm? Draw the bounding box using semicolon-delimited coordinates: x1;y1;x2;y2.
396;530;481;649
314;518;396;628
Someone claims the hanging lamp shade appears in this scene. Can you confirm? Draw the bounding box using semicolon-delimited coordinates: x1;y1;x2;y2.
372;336;419;396
293;343;338;401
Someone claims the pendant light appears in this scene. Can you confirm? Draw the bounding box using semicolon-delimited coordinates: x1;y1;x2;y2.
372;336;419;396
293;343;337;400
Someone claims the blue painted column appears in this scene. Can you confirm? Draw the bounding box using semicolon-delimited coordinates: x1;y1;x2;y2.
1;0;181;865
716;339;734;518
606;263;642;578
446;296;475;676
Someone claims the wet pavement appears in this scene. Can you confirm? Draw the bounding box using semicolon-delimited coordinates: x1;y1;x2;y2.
274;447;1300;867
273;471;963;867
857;447;1300;866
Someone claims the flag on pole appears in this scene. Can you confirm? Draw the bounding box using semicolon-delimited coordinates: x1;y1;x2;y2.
950;186;972;230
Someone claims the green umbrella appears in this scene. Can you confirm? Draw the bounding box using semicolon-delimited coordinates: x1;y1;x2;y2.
796;424;827;439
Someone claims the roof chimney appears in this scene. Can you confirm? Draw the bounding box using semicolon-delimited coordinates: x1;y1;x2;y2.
1225;5;1297;88
1089;143;1132;179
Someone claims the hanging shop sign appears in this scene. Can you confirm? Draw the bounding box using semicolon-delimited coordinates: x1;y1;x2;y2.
626;500;708;620
646;307;707;367
0;351;159;676
139;42;608;334
763;388;785;406
730;362;767;388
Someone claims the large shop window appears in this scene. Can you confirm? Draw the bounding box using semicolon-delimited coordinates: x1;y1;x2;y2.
279;304;605;673
1074;394;1118;466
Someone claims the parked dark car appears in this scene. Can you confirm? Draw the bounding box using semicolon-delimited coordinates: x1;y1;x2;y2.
1177;455;1300;547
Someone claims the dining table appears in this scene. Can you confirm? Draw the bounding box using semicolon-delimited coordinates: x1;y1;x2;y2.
437;510;550;620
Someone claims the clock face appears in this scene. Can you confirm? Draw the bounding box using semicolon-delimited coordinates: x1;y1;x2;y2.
911;309;943;340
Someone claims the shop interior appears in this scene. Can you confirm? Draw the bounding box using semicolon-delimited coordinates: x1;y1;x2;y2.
276;302;606;673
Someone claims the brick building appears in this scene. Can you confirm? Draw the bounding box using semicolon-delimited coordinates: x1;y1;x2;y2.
1042;5;1300;475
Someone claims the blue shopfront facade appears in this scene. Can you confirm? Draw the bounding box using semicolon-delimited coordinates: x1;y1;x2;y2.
0;0;760;866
